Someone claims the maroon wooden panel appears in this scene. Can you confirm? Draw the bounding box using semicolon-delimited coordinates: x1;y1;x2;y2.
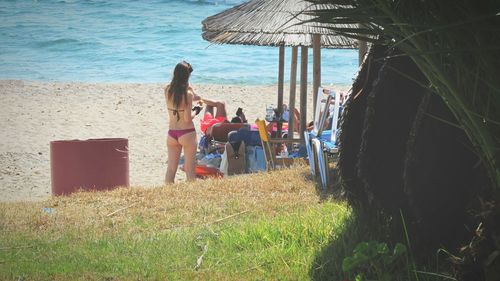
50;138;129;196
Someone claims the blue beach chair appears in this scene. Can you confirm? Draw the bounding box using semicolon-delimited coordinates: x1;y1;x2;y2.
304;87;329;177
304;129;316;176
305;87;341;190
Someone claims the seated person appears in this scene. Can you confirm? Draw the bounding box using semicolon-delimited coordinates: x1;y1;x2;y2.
277;104;333;134
286;105;301;133
230;107;248;123
305;90;346;132
265;104;301;135
201;99;249;136
200;98;228;135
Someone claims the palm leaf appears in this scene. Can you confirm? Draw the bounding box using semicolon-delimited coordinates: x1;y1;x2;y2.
306;0;500;188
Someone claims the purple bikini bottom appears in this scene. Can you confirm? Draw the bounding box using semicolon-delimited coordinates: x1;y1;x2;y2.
168;128;196;141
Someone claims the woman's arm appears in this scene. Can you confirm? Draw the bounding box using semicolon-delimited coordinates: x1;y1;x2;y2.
183;92;199;122
164;85;170;105
189;86;201;101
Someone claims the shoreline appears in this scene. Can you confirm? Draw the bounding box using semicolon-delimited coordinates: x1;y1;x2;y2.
0;79;353;89
0;80;350;202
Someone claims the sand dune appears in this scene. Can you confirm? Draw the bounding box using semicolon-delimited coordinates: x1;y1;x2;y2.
0;80;349;202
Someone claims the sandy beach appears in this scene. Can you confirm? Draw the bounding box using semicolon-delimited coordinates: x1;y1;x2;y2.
0;80;350;202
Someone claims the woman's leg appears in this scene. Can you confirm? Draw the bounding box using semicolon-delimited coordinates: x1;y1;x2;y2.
165;136;182;184
214;101;227;118
202;98;227;118
204;104;214;116
178;131;197;181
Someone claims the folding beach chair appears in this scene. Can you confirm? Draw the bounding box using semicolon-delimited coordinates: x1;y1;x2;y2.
304;87;341;190
304;87;333;177
304;129;317;176
207;122;249;153
255;119;297;171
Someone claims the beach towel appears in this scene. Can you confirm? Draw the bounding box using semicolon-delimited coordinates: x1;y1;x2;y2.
250;123;288;133
200;112;226;134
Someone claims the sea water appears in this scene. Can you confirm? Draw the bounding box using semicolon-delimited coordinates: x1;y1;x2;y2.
0;0;358;85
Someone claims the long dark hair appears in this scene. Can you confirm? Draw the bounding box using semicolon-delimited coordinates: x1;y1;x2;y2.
167;61;193;108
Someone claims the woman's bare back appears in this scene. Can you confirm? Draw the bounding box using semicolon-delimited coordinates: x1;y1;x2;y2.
165;86;195;130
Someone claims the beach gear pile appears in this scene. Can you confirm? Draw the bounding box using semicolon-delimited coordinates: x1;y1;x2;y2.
195;124;267;178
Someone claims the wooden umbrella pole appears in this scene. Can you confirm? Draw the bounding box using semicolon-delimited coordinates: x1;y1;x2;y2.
312;34;321;116
288;46;298;140
277;45;285;138
300;46;308;139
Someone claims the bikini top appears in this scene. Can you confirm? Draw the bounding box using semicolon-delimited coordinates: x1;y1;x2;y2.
168;108;184;121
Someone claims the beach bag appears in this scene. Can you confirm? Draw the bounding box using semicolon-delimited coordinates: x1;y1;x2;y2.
220;141;246;176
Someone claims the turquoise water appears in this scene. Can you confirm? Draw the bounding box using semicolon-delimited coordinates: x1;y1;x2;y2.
0;0;358;85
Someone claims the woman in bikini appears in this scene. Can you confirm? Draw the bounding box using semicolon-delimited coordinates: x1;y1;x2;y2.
164;61;202;183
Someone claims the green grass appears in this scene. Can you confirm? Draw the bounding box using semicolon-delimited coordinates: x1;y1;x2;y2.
0;167;455;280
0;200;350;280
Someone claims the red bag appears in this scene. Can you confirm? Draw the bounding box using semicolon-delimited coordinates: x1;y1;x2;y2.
195;165;224;179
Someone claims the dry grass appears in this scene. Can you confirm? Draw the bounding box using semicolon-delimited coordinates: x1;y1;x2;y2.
0;165;322;237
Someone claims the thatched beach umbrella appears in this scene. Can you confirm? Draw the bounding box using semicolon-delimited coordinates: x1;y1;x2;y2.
202;0;364;139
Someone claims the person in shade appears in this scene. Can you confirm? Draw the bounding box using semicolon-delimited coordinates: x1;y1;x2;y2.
199;98;228;135
164;61;202;183
230;107;248;124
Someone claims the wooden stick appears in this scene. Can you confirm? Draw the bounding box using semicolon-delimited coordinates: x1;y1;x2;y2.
106;202;138;217
195;244;208;271
0;245;35;251
212;210;249;224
